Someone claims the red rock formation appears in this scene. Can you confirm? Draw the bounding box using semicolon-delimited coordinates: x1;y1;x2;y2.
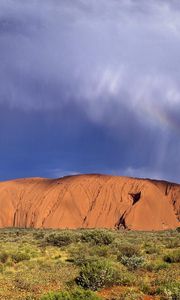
0;174;179;231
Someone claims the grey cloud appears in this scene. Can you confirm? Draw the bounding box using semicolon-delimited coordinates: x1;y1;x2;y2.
0;1;180;118
0;0;180;181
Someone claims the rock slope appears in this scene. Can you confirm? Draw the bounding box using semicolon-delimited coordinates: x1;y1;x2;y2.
0;174;179;231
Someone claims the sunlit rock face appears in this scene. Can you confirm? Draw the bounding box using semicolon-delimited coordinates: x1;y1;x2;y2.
0;174;179;231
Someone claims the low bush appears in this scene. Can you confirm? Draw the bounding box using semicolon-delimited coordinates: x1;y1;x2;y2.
139;282;154;295
176;227;180;233
117;244;140;258
163;250;180;263
166;239;180;249
145;262;169;272
76;259;119;291
144;243;160;254
33;231;45;240
117;271;136;286
11;252;30;263
80;229;114;245
45;232;77;247
67;244;91;266
40;288;102;300
92;245;109;257
120;255;145;271
68;244;110;266
0;251;9;263
157;282;180;300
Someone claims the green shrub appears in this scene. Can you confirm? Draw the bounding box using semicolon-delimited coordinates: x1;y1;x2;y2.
145;262;169;272
144;243;160;254
117;271;136;286
92;245;109;257
76;259;119;291
45;232;76;247
120;255;145;271
176;227;180;233
154;262;169;271
33;231;45;240
40;288;102;300
80;230;114;245
66;244;90;266
11;252;30;263
139;282;154;295
68;244;109;266
0;251;9;263
166;239;180;249
157;282;180;300
117;244;140;258
163;250;180;263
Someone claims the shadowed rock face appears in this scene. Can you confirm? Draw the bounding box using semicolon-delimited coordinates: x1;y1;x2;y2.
0;174;179;231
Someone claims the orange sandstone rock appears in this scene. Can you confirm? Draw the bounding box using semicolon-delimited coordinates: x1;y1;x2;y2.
0;174;179;231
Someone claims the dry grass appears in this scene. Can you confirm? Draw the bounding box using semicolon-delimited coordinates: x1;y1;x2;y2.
0;228;179;300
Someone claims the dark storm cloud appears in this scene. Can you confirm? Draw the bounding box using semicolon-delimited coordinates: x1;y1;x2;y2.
0;0;180;182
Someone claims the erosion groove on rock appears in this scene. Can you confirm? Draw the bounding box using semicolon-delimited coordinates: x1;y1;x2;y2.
0;174;179;231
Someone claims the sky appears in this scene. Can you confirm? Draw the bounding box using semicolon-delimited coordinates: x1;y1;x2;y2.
0;0;180;182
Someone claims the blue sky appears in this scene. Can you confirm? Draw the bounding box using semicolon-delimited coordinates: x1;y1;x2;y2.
0;0;180;182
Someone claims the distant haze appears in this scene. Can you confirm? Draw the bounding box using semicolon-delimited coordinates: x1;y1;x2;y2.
0;0;180;182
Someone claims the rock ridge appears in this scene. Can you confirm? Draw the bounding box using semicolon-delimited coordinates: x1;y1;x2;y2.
0;174;179;231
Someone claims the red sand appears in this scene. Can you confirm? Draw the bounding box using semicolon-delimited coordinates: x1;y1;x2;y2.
0;174;179;231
